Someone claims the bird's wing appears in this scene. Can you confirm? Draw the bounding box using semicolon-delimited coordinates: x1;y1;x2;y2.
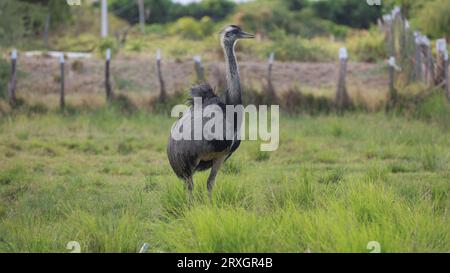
186;83;218;106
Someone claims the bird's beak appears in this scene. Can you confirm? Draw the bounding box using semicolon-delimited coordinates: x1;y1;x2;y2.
239;31;255;39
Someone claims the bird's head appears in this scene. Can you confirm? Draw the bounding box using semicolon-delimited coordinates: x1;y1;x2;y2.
220;25;255;46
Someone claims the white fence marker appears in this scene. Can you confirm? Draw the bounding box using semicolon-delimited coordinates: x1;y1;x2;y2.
156;49;161;61
11;49;17;60
339;47;348;60
436;39;447;53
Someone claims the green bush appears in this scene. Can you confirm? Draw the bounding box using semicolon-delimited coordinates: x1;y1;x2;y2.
414;0;450;39
169;16;214;40
347;29;385;62
267;36;336;62
415;91;450;130
311;0;382;29
97;38;119;56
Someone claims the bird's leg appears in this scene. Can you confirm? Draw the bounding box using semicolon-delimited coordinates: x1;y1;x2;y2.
207;157;226;203
185;177;194;205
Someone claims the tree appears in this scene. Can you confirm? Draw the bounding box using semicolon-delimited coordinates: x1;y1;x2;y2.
109;0;235;24
18;0;71;26
0;0;45;45
283;0;308;11
312;0;382;29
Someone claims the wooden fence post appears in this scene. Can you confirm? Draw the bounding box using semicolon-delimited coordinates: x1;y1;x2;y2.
414;32;423;82
266;52;278;104
421;36;435;86
335;48;350;111
383;14;395;58
44;15;50;50
156;49;166;102
105;48;114;103
403;19;415;83
386;56;400;112
193;55;205;82
60;54;65;110
435;39;447;88
7;49;17;106
444;52;449;100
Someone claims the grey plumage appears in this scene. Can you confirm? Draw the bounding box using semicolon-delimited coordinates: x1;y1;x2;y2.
167;25;255;200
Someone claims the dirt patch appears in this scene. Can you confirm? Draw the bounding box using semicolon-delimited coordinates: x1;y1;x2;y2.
15;55;387;100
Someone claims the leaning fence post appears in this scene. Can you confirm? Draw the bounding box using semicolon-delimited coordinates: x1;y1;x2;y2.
335;47;350;111
193;55;205;82
7;49;17;106
156;49;166;102
60;53;65;110
105;48;114;103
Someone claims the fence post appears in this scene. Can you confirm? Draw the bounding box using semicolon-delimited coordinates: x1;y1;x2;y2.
105;48;114;103
386;56;400;112
44;15;50;50
414;32;423;82
421;36;435;87
403;19;415;83
444;52;449;100
193;55;205;82
383;14;395;58
335;47;350;111
60;53;65;110
138;0;146;34
435;39;447;88
156;49;166;102
7;49;17;106
266;52;278;104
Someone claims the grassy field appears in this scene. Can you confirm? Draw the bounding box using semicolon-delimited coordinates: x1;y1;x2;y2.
0;108;448;253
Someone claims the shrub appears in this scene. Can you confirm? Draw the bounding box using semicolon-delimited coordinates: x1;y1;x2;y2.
112;94;138;114
414;91;450;129
347;29;385;62
169;16;214;40
414;0;450;39
280;88;334;115
97;37;119;56
311;0;382;29
71;60;85;73
266;36;336;62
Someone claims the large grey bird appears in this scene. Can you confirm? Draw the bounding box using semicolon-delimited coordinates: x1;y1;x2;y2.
167;25;254;200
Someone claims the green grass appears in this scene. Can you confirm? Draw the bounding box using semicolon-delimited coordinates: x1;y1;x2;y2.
0;109;448;253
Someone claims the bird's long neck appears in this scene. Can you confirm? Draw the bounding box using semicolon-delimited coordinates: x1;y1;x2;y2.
222;40;242;106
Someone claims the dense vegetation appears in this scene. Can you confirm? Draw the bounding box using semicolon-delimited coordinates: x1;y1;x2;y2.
1;0;449;52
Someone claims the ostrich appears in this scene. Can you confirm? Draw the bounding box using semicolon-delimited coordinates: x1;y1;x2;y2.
167;25;254;200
